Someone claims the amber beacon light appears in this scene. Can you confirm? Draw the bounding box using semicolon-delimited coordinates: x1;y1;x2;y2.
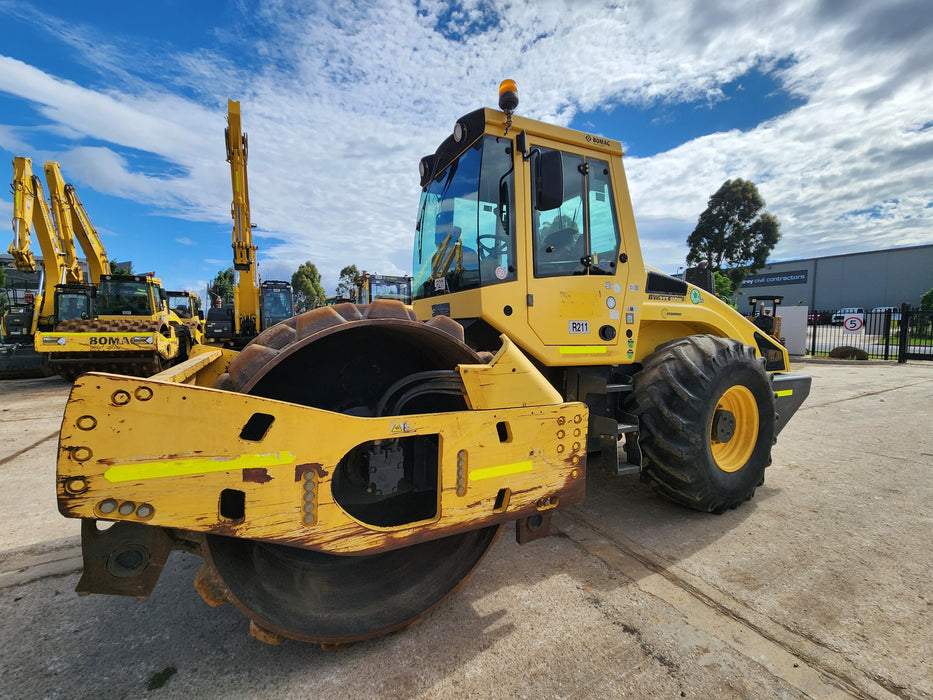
498;79;519;113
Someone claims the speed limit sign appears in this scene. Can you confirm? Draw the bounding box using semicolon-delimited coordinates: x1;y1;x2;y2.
843;314;864;333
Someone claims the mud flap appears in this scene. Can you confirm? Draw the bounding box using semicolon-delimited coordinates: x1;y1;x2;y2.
773;374;812;436
76;519;174;598
515;511;553;544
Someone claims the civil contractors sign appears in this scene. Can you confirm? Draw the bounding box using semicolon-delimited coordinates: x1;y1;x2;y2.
740;269;809;287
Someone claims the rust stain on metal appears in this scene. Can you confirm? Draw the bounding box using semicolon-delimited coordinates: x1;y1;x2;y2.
295;462;328;481
58;502;83;515
242;467;272;483
209;522;239;537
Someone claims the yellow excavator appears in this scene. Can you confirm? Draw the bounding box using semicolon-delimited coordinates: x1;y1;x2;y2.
54;82;810;647
205;101;295;346
1;157;84;377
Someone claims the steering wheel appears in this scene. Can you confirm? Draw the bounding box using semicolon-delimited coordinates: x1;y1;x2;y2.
477;234;509;258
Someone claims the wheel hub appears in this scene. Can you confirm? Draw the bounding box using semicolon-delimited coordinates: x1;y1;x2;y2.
712;408;736;443
709;384;759;473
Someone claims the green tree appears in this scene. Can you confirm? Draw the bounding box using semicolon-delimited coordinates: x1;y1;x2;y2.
207;267;235;305
336;264;360;300
292;261;326;312
714;270;739;309
920;286;933;311
686;179;781;287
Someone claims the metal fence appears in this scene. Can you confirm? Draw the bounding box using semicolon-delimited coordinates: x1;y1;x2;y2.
807;304;933;362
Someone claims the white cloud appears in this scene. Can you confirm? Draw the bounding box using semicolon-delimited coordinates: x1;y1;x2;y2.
0;0;931;290
175;237;196;246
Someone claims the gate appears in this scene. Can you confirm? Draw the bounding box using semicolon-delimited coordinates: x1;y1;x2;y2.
807;304;933;362
899;307;933;361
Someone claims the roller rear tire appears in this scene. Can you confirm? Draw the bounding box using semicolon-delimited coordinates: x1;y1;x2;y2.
627;335;775;514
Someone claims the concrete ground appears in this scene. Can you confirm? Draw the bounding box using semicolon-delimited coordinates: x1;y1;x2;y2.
0;360;930;699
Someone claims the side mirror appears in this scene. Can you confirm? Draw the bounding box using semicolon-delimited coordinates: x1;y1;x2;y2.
534;149;563;211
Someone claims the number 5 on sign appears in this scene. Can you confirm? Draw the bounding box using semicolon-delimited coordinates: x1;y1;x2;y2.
843;314;864;334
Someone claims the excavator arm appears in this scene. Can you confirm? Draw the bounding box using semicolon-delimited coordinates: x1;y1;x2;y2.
64;181;111;282
7;157;81;331
226;100;260;335
41;162;85;285
9;158;37;273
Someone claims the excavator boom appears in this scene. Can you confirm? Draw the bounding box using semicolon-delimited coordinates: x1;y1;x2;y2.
7;158;79;328
42;162;84;285
64;182;111;282
226;100;259;335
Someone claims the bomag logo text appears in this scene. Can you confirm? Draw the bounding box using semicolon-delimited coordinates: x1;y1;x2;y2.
586;134;612;147
89;336;132;345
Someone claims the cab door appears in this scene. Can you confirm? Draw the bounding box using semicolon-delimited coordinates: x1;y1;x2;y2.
525;144;628;351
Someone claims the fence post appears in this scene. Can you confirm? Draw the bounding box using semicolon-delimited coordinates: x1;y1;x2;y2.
898;303;910;363
810;313;818;356
882;308;891;361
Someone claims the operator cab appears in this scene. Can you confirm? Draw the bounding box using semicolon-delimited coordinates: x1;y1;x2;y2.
413;124;517;297
259;281;294;330
53;284;95;324
413;118;622;295
167;291;202;320
96;275;159;316
411;83;634;363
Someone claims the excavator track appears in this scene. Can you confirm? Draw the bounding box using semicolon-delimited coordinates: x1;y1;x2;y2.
196;300;503;645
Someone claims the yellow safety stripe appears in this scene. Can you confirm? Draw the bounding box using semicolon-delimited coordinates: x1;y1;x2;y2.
105;451;296;483
559;346;608;355
469;460;533;481
775;389;794;397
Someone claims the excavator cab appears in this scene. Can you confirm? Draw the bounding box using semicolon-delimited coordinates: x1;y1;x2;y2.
258;281;294;330
53;284;95;324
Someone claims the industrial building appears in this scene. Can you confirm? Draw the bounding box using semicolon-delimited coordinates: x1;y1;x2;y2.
728;244;933;313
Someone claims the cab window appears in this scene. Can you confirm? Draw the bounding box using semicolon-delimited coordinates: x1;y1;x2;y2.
413;135;516;298
532;149;620;278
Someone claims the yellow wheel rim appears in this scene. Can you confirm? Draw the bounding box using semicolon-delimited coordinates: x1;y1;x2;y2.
710;385;758;473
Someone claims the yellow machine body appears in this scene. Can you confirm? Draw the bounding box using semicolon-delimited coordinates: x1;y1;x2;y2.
52;86;809;647
167;290;206;344
35;273;188;376
57;337;585;554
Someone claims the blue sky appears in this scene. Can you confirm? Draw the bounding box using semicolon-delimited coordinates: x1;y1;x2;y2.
1;0;931;299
